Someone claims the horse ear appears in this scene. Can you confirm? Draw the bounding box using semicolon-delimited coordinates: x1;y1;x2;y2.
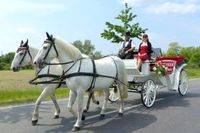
46;32;52;41
23;39;28;47
20;40;24;46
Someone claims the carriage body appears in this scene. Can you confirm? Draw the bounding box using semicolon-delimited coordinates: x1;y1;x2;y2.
109;48;189;108
121;55;189;108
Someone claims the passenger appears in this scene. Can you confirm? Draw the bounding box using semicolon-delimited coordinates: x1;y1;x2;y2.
136;34;152;71
118;31;135;59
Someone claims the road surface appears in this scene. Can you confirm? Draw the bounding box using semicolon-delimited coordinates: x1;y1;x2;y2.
0;78;200;133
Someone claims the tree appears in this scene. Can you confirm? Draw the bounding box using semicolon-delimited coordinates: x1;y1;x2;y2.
166;42;182;56
72;40;102;59
101;3;147;43
179;47;195;63
189;47;200;67
0;52;15;70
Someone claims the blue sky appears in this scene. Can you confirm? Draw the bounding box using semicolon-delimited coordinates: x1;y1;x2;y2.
0;0;200;55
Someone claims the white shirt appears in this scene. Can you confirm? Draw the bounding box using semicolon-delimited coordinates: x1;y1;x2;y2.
120;39;135;49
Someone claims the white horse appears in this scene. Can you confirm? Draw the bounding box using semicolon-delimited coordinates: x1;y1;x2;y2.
11;40;98;125
11;39;63;125
33;32;127;131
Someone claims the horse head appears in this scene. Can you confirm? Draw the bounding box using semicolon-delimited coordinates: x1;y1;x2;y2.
11;39;32;72
33;32;58;68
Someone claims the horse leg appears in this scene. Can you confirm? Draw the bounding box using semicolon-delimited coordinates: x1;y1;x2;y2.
72;90;84;131
32;87;51;125
50;94;60;119
67;90;77;117
91;91;100;105
83;92;93;113
99;89;109;120
118;84;124;117
84;91;100;113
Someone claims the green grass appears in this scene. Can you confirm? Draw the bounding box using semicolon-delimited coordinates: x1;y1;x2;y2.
185;68;200;79
0;88;69;106
0;70;69;106
0;68;200;106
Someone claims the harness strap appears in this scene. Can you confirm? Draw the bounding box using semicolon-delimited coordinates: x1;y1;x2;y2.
110;57;118;81
87;59;97;92
57;71;65;88
47;62;50;74
78;59;82;72
27;50;33;62
29;74;64;85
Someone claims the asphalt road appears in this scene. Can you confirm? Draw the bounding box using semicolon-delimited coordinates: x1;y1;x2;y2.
0;78;200;133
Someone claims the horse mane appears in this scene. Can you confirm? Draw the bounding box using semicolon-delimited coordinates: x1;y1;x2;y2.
54;37;82;59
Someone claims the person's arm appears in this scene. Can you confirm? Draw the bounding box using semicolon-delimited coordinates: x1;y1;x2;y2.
138;43;141;55
147;42;152;55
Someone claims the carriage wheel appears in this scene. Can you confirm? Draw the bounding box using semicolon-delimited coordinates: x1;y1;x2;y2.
109;87;119;102
141;80;157;108
178;70;189;96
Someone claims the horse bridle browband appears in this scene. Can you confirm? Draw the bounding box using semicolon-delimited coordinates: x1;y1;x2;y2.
17;47;33;65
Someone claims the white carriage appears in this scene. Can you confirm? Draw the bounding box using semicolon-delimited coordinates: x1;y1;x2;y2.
109;49;189;108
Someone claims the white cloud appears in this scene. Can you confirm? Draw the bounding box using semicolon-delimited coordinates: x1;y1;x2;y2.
119;0;200;14
147;2;200;14
0;0;66;14
119;0;156;6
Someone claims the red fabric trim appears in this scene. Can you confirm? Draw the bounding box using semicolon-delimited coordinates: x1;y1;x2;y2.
156;56;184;64
155;56;184;74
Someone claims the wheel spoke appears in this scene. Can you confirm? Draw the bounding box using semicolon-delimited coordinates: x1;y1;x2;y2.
142;80;156;107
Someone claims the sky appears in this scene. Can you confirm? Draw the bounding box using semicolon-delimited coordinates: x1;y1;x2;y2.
0;0;200;55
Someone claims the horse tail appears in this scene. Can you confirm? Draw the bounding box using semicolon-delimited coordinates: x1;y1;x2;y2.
113;56;128;99
122;68;128;99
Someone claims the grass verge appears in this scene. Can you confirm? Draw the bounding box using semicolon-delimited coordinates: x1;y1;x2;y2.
0;68;200;106
185;68;200;79
0;88;69;106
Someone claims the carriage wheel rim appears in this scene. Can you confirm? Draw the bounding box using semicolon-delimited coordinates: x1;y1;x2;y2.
142;80;156;107
179;71;188;95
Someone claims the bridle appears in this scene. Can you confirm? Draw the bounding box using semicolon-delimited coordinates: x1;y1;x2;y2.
42;39;59;63
17;46;33;66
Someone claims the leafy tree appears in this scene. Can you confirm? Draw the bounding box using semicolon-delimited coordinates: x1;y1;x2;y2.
179;47;195;63
101;3;147;43
189;47;200;67
166;42;182;56
73;40;102;59
166;42;200;68
0;52;15;70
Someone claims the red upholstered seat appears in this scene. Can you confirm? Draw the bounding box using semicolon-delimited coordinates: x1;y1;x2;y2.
155;56;185;74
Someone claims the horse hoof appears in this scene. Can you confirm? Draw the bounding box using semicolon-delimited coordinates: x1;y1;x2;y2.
118;113;123;117
99;114;105;120
32;120;38;126
72;126;80;132
96;101;100;105
54;115;59;119
81;114;86;121
83;109;88;113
